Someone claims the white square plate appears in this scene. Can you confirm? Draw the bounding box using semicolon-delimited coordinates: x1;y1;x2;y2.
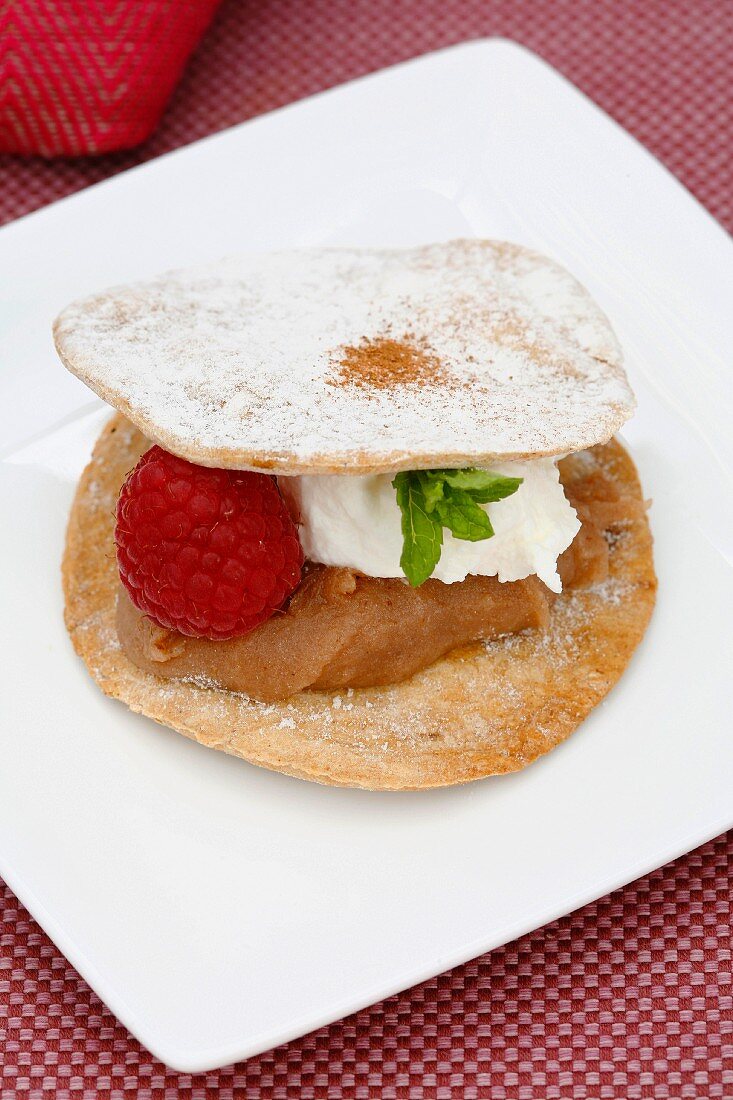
1;40;731;1072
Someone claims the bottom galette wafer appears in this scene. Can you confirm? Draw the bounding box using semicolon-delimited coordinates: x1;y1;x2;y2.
63;414;656;790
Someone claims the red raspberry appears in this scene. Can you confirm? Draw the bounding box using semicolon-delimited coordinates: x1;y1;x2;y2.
115;446;303;640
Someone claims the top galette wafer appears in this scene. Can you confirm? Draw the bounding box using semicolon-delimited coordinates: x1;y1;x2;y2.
53;239;633;475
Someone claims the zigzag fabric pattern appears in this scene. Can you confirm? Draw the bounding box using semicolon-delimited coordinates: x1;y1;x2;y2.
0;0;220;155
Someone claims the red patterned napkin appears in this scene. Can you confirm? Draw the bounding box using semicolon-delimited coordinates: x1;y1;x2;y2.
0;0;221;155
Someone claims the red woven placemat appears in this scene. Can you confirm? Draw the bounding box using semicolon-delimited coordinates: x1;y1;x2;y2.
1;2;731;1096
0;0;732;231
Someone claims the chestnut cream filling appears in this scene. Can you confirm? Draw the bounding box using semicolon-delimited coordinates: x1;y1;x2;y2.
116;449;642;703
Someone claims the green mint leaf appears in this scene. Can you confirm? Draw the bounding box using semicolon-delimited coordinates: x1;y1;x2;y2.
392;472;443;587
466;477;523;504
393;467;523;584
416;471;445;513
436;486;495;541
437;468;523;503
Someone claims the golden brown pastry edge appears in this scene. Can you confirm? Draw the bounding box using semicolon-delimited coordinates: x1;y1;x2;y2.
62;414;657;790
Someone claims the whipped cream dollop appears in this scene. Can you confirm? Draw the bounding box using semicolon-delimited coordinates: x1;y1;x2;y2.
279;458;580;592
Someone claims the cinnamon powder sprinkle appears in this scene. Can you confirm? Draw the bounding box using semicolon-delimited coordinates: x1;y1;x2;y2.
331;336;449;390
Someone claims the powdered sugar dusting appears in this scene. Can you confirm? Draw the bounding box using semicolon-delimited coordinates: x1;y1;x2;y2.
54;240;634;474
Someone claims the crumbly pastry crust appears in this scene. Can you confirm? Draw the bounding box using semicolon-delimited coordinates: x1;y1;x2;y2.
62;414;656;790
53;240;634;475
